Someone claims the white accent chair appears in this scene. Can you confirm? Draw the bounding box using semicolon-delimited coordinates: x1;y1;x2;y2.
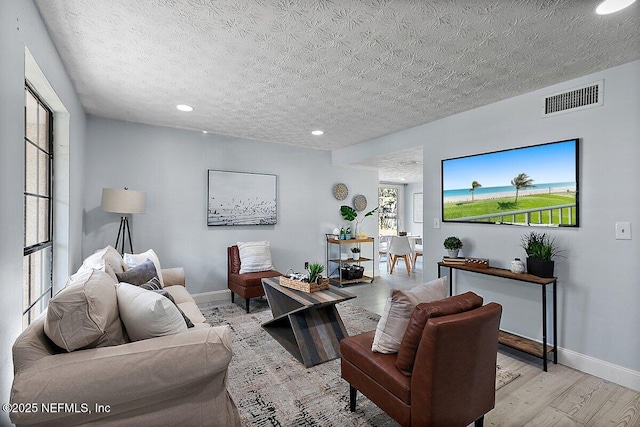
388;236;412;276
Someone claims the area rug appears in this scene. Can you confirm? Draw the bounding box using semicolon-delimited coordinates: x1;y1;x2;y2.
202;300;520;426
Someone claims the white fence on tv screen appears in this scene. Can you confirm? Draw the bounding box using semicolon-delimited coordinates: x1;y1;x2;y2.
454;203;577;226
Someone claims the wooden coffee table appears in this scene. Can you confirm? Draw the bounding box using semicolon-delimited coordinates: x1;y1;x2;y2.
261;276;356;368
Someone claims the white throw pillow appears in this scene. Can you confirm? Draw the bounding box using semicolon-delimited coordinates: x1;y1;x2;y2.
237;241;273;274
371;277;447;353
123;249;164;287
116;283;187;341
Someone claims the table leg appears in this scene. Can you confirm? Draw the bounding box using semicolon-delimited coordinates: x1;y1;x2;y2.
553;279;558;365
542;285;548;372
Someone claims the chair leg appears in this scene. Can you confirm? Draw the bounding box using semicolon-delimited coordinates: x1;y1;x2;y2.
475;415;484;427
231;291;235;303
349;385;357;412
245;298;250;313
403;255;411;276
389;255;398;274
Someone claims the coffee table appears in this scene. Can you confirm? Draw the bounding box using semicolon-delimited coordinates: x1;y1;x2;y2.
261;276;356;368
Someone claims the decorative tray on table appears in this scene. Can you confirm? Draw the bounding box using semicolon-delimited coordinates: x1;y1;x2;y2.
279;277;329;293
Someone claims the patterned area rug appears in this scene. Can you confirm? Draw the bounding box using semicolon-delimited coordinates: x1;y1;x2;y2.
202;300;520;427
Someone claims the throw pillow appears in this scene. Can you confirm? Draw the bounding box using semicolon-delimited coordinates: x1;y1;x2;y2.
116;283;187;342
45;269;127;352
237;241;273;274
69;246;125;283
153;289;194;328
123;249;164;287
371;277;448;353
139;276;163;291
116;259;159;286
396;291;483;376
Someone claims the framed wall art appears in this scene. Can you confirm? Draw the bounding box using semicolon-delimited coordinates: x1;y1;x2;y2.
413;192;423;223
207;170;277;226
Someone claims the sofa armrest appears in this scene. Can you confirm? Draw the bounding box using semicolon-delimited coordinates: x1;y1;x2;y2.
161;267;185;287
10;326;232;426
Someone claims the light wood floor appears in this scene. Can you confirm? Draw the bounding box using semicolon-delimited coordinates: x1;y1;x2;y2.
344;258;640;426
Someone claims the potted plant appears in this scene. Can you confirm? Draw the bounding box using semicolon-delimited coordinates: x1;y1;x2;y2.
350;247;361;261
520;231;563;278
443;236;463;258
340;205;379;238
307;262;325;284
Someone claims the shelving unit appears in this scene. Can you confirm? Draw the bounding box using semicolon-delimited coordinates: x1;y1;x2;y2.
438;261;557;371
326;236;375;287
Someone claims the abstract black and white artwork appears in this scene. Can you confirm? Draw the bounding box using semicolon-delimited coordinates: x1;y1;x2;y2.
207;170;277;226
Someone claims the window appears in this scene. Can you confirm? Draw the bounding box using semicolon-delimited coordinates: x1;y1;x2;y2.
378;187;399;236
23;83;53;329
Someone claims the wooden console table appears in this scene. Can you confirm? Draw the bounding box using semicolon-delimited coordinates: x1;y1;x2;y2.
437;262;557;371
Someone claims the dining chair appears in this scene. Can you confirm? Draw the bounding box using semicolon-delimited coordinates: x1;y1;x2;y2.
379;235;391;271
388;236;412;276
412;243;423;270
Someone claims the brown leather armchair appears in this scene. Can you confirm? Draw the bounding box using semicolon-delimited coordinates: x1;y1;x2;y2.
227;245;282;313
341;292;502;427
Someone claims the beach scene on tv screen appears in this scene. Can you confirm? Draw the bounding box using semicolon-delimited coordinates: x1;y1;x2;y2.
442;140;578;226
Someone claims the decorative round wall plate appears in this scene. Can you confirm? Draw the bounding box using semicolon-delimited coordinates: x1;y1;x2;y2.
333;183;348;200
354;194;367;211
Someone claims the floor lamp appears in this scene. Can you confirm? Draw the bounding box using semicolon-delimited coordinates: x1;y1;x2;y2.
101;188;147;255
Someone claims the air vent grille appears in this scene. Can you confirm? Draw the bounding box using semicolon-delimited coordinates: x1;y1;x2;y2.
543;80;603;117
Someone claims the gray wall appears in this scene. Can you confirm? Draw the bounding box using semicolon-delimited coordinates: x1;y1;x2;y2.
335;60;640;389
0;0;87;422
83;117;379;294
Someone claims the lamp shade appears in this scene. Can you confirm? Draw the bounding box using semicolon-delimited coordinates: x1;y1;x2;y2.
101;188;146;214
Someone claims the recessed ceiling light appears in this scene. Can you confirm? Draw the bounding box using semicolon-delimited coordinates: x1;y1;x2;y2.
202;130;208;134
311;130;324;136
596;0;636;14
176;104;194;112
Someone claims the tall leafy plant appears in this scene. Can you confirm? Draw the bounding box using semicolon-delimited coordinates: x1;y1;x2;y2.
340;206;379;232
520;232;563;261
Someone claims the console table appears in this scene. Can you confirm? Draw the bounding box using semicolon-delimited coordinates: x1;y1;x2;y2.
437;262;557;371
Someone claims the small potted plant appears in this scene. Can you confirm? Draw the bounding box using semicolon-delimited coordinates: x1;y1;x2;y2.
520;231;563;278
443;236;463;258
350;247;361;261
307;263;325;284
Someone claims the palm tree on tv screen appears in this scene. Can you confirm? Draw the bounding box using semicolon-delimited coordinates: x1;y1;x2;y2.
470;180;482;202
511;173;534;203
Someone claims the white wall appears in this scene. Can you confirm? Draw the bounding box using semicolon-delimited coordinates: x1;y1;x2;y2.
83;117;379;295
335;61;640;390
0;0;87;422
404;182;423;237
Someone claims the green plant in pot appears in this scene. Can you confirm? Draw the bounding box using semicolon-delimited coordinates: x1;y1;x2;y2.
443;236;463;258
307;263;325;284
350;246;361;260
520;231;563;278
340;205;379;238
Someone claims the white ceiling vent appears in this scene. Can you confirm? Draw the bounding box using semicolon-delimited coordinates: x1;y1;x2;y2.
543;80;603;117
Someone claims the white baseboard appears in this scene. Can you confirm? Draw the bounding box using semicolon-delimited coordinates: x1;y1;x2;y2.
558;347;640;392
192;289;232;305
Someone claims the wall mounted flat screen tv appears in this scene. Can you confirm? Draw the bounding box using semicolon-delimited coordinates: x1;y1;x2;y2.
441;138;579;227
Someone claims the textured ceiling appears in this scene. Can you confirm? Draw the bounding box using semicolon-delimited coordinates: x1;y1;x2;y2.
35;0;639;182
353;146;424;183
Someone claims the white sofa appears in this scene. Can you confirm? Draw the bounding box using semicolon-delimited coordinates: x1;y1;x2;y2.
10;246;241;427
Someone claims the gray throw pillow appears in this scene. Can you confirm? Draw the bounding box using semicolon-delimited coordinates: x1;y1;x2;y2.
116;259;158;286
139;277;162;291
